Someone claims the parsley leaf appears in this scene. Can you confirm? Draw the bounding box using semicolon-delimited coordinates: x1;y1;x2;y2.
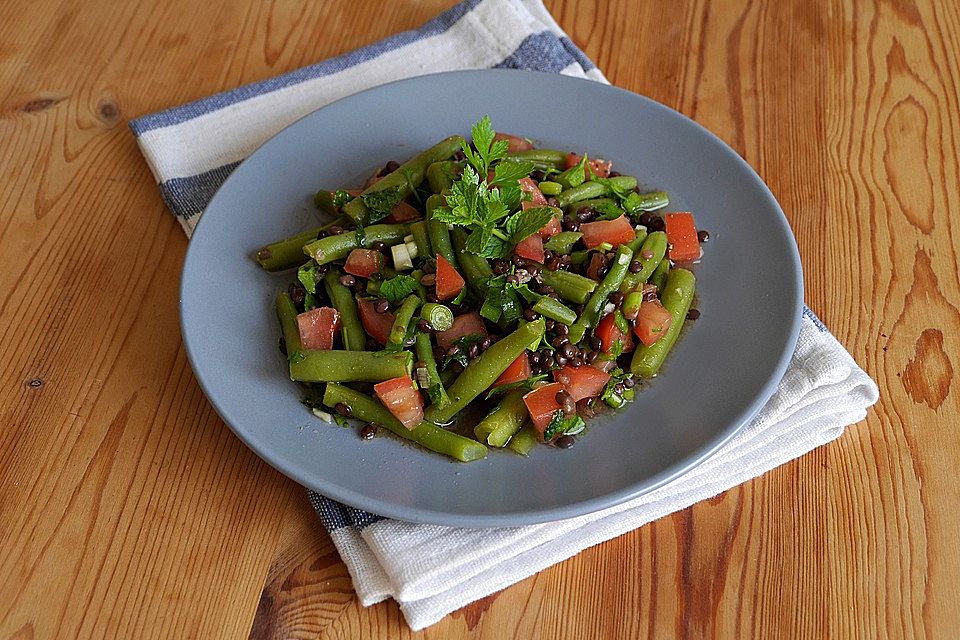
505;206;557;244
297;262;322;294
492;160;535;211
594;201;626;220
544;411;586;441
593;176;633;200
303;292;318;311
379;274;418;305
462;116;509;177
331;189;354;208
465;227;508;259
441;334;486;370
484;373;548;399
566;154;588;188
362;185;406;223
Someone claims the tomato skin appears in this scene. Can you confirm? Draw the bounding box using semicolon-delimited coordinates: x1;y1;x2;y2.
373;375;424;429
523;382;566;439
579;215;637;249
296;307;341;350
436;312;487;350
595;312;634;354
564;153;613;179
552;365;611;402
514;234;545;263
356;298;394;346
384;201;421;223
634;299;673;346
664;212;701;262
538;214;562;238
494;132;534;153
435;255;465;301
518;177;547;205
493;352;531;387
343;248;384;279
586;252;605;281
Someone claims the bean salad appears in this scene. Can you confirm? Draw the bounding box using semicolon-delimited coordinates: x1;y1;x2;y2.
257;117;706;461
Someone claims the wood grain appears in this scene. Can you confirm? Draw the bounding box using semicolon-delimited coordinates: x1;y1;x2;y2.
1;0;958;638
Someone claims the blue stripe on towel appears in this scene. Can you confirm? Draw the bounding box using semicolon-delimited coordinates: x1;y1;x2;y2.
309;492;351;531
494;31;576;72
129;0;483;135
160;161;240;220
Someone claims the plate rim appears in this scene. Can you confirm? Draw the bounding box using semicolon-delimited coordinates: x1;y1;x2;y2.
180;68;804;527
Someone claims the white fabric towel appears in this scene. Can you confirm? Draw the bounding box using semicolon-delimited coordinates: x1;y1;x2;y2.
131;0;879;630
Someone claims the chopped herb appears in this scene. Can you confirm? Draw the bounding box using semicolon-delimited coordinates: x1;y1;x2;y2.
362;185;406;223
379;274;419;305
297;261;322;293
544;410;586;441
331;189;354;208
484;373;548;399
504;206;557;244
614;310;628;334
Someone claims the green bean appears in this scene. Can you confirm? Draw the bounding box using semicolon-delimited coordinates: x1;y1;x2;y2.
623;190;670;214
323;383;486;461
569;250;589;265
538;180;563;196
508;423;539;455
562;197;618;215
388;295;422;348
556;176;638;208
425;318;546;424
409;221;432;258
291;350;412;383
631;269;696;377
425;194;460;267
569;245;633;344
474;390;528;447
540;270;596;304
543;231;582;255
420;302;454;331
650;257;670;294
506;149;568;169
303;224;408;265
323;270;366;351
426;160;461;193
622;291;643;320
342;135;464;226
532;296;577;325
255;216;348;271
415;333;450;409
619;231;667;293
624;227;649;253
450;228;494;296
275;292;303;353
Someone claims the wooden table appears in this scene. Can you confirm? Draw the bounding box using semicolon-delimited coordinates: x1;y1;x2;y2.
3;0;958;637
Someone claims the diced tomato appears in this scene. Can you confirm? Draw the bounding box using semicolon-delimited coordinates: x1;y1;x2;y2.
494;132;534;153
595;312;634;355
579;215;637;249
564;153;613;179
373;375;424;429
523;382;566;439
357;298;394;346
586;252;605;281
553;365;611;402
665;212;701;262
436;311;488;350
435;255;465;301
518;177;547;205
296;307;340;350
634;299;673;346
344;248;384;279
538;213;562;238
493;352;531;387
384;201;421;223
514;233;545;264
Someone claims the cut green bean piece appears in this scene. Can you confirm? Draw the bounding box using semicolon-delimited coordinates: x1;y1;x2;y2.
556;176;638;208
275;292;303;354
425;194;460;267
569;245;633;344
451;228;494;296
426;160;461;194
624;227;650;253
291;350;412;383
342;135;464;226
415;333;450;409
303;224;409;265
631;269;696;377
323;270;366;351
420;302;454;331
388;295;422;348
256;216;348;271
506;149;568;169
475;390;528;447
425;318;546;424
508;423;539;455
623;190;670;214
544;231;582;255
540;269;596;304
532;296;577;325
323;383;486;461
538;180;563;196
562;197;618;215
619;231;667;293
650;257;670;294
409;221;432;259
569;250;588;265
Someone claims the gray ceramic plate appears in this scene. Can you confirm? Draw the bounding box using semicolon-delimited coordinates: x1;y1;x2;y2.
181;69;802;527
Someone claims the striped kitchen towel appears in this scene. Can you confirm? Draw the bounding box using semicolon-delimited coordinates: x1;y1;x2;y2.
131;0;879;630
